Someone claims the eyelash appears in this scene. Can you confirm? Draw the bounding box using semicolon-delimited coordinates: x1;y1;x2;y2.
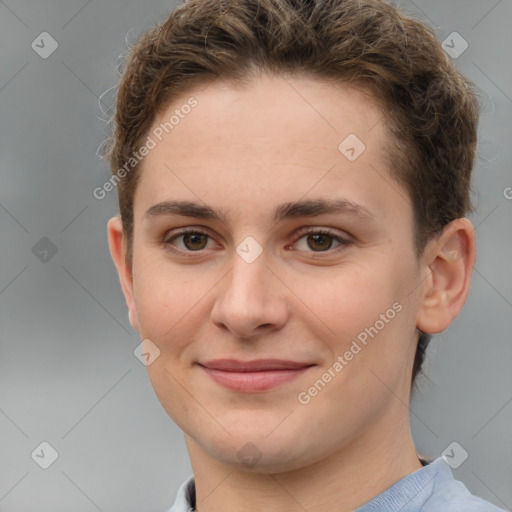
161;226;353;259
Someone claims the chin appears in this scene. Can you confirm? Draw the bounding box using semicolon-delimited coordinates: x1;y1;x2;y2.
210;438;311;473
192;420;323;474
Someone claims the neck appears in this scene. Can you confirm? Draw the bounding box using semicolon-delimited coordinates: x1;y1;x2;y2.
185;403;423;512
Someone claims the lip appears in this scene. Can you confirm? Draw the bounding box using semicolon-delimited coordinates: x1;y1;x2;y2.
199;359;315;392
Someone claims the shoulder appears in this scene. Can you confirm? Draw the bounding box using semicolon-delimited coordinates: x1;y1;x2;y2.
421;458;506;512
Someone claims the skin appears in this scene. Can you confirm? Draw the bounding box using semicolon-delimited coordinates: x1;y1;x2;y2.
108;72;476;512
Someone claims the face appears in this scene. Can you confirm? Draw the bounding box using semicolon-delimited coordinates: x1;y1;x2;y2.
112;73;428;472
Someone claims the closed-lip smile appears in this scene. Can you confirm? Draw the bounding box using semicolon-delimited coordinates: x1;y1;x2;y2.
198;359;316;391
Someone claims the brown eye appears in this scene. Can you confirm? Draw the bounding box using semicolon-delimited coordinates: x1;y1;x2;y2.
305;233;335;251
181;232;208;251
163;228;214;255
292;228;352;257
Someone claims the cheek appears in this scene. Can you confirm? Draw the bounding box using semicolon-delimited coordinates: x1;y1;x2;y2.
132;258;179;335
295;265;397;337
131;256;215;346
298;262;414;385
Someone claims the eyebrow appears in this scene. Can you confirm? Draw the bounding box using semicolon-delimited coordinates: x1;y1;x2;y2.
144;198;375;225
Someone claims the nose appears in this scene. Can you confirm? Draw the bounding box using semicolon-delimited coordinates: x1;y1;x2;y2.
209;249;289;340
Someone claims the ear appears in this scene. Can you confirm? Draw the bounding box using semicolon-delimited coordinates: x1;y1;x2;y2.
107;216;139;332
416;218;476;335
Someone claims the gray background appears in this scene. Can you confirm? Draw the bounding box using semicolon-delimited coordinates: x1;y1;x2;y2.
0;0;511;511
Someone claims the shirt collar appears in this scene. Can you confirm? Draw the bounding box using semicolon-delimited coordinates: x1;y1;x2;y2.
356;457;447;511
169;473;195;512
169;458;451;512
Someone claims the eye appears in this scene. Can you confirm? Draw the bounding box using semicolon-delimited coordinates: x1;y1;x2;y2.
161;226;353;258
291;227;352;256
162;227;216;255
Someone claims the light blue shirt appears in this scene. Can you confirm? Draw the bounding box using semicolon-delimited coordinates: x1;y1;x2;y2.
167;457;506;511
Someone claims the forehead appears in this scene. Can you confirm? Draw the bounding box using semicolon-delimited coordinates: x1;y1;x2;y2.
134;73;408;223
150;73;385;152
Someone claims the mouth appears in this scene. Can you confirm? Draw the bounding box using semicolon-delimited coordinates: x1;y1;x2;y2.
198;359;316;392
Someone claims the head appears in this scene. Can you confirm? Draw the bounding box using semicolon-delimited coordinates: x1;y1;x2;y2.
105;0;479;471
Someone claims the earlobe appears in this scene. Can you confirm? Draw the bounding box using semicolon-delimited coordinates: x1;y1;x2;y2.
416;218;476;335
107;216;140;332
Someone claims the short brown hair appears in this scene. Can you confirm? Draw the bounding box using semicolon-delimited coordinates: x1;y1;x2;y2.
103;0;481;388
